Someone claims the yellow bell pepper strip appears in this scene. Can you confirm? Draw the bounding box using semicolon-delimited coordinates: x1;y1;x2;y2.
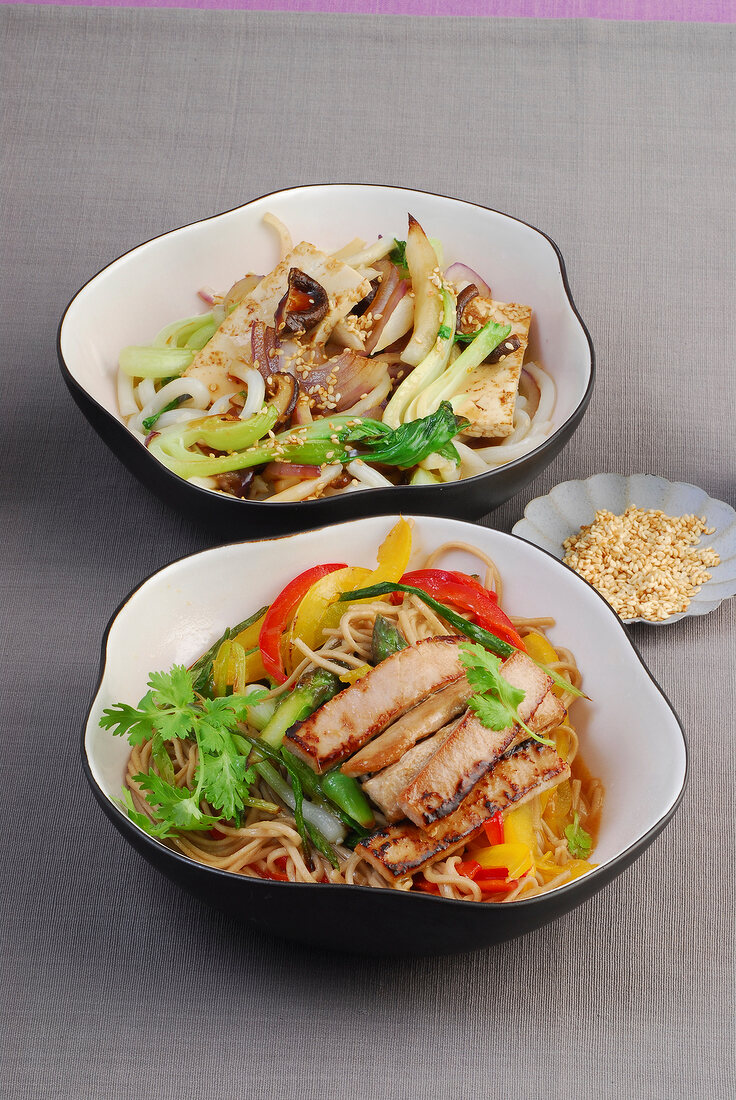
503;803;536;850
339;664;371;685
235;647;268;690
476;842;534;880
232;610;268;654
288;518;413;664
542;779;573;836
370;517;413;583
523;631;569;701
535;854;596;882
290;566;372;654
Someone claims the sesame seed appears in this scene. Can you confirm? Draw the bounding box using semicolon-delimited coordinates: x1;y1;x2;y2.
562;506;719;621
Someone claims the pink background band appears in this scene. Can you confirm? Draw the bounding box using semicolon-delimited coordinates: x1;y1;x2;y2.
4;0;735;20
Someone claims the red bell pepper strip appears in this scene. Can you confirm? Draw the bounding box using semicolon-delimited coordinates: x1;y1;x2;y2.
456;860;482;879
256;867;290;882
259;562;347;683
476;875;518;895
483;811;505;847
413;878;441;895
389;569;526;651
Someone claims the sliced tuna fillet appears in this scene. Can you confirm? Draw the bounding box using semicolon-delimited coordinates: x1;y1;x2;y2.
356;740;569;883
398;651;553;828
360;720;461;823
340;676;472;778
283;636;465;773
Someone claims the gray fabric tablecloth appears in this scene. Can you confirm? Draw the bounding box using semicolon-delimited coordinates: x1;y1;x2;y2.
2;8;734;1098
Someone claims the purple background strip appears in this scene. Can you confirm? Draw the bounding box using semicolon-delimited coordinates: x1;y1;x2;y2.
4;0;735;21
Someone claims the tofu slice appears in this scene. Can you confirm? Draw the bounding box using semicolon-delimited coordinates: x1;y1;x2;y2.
356;740;570;883
340;676;472;778
283;637;465;773
456;297;532;439
183;242;371;401
397;652;554;828
360;721;461;823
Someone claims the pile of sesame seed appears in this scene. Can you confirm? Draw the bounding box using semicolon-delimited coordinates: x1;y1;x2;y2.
562;506;720;621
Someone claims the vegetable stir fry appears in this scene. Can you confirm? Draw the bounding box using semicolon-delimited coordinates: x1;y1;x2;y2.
102;521;602;902
117;215;557;501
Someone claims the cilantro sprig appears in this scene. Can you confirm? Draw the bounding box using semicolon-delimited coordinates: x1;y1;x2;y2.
565;812;593;859
101;666;273;837
459;642;554;746
389;238;409;275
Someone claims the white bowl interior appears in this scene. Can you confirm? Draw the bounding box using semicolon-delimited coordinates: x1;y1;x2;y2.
60;185;591;451
86;516;685;879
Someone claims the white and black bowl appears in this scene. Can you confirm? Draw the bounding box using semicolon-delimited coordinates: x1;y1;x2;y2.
59;184;594;535
83;516;686;956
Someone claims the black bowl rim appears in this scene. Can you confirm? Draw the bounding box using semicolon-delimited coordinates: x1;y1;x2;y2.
57;182;596;513
82;514;688;912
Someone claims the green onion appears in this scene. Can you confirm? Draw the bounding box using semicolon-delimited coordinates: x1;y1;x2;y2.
119;346;194;379
141;395;188;431
338;581;584;697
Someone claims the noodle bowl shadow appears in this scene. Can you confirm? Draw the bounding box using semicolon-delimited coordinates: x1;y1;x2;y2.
58;184;593;535
84;516;687;956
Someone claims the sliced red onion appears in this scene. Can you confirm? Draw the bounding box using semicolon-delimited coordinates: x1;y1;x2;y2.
362;261;400;353
365;279;408;355
250;321;281;380
198;286;216;305
262;462;322;480
444;262;491;298
301;349;388;413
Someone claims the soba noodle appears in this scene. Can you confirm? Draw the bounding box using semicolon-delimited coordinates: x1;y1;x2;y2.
123;542;602;902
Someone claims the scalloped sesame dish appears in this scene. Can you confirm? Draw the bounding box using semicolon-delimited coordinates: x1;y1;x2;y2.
562;507;720;621
116;213;557;502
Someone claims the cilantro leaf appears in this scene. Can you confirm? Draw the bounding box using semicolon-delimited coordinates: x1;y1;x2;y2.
198;750;254;820
468;693;517;731
389;238;408;274
134;770;221;833
149;665;195;709
115;788;172;838
459;642;553;746
565;813;593;859
100;691;163;746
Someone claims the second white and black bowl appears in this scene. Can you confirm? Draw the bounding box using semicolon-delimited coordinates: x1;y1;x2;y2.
83;516;686;955
58;184;594;534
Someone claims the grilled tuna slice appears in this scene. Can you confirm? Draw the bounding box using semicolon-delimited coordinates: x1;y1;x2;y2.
340;676;472;778
357;740;569;882
528;689;566;735
183;242;371;401
283;637;465;773
397;652;554;829
360;720;462;823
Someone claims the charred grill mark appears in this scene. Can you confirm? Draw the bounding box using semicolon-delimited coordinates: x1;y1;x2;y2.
412;740;515;827
358;739;570;880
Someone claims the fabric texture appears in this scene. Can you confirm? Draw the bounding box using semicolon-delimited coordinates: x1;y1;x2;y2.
4;0;735;22
1;8;734;1099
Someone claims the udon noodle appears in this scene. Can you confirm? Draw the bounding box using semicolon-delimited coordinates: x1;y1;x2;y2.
123;541;602;902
